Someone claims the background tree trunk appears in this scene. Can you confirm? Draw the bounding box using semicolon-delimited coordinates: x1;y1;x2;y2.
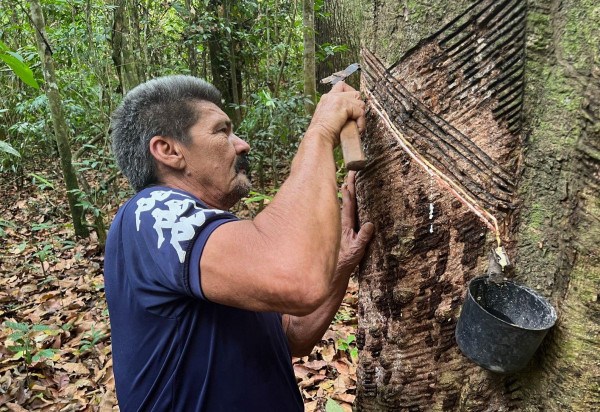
315;0;361;93
111;0;139;94
185;0;199;77
303;0;316;115
207;0;242;122
30;0;89;238
225;1;242;125
355;0;599;410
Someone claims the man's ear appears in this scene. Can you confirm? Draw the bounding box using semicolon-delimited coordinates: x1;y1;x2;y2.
149;136;186;170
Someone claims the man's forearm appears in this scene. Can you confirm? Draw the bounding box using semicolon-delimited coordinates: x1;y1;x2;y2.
283;171;375;357
252;133;341;305
282;270;351;357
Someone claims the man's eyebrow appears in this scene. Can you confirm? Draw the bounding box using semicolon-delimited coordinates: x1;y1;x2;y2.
214;119;232;129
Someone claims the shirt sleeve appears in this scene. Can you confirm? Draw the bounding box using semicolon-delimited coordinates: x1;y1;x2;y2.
121;189;238;316
187;218;236;300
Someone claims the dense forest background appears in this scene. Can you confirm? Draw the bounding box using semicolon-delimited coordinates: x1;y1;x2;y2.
1;0;361;410
1;0;320;235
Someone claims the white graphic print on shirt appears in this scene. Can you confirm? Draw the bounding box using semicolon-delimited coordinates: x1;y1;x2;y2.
134;190;224;263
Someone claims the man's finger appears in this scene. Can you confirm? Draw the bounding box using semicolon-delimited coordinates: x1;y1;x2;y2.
347;170;356;200
347;170;356;185
356;113;366;135
341;181;355;229
330;80;357;93
356;222;375;245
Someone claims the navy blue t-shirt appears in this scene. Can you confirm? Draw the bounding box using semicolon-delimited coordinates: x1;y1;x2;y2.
104;187;303;411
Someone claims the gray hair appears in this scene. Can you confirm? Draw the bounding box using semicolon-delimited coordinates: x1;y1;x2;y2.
110;75;222;191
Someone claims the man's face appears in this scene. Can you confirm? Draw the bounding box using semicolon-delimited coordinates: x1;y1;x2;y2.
180;101;251;209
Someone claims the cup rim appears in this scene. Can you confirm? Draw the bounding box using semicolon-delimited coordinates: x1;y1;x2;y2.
466;275;558;331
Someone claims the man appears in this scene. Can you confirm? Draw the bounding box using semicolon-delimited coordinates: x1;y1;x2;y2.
104;75;373;411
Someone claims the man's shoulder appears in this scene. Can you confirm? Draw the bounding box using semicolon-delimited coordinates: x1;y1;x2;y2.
118;186;235;229
121;186;229;220
111;186;237;261
133;186;207;209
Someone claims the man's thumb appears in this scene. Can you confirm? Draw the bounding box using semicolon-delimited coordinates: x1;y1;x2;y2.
357;222;375;245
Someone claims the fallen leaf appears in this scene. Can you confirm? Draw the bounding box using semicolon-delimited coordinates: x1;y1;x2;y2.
74;378;93;388
320;344;336;362
58;362;90;375
5;402;28;412
332;359;350;375
299;373;327;389
304;359;327;370
294;364;315;380
20;284;36;294
332;393;355;404
55;373;69;390
98;389;117;411
304;400;318;412
31;384;47;392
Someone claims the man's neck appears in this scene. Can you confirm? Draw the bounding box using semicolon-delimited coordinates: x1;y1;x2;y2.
155;176;229;211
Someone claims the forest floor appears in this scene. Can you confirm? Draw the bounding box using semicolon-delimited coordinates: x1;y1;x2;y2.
0;169;359;411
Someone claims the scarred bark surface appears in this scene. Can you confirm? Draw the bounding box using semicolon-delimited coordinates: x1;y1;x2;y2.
355;0;599;410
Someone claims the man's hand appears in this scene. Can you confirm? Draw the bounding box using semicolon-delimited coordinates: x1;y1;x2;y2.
306;82;366;147
282;170;373;356
337;171;374;278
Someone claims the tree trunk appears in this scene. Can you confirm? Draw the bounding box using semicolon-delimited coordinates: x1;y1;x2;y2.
355;0;599;410
303;0;316;115
315;0;361;93
207;0;240;121
274;0;298;98
30;0;89;238
225;1;242;126
111;0;139;94
185;0;199;77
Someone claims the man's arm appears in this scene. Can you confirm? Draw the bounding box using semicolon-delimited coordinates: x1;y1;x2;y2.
282;171;374;356
200;82;366;316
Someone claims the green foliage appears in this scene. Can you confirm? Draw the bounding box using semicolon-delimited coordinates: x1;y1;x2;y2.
4;321;61;366
71;188;102;218
317;43;349;62
336;333;358;363
0;0;346;233
0;140;20;157
333;308;353;323
0;40;39;89
29;173;55;190
79;325;105;354
3;94;52;173
244;190;276;205
239;91;310;188
325;398;345;412
0;218;17;238
34;241;54;260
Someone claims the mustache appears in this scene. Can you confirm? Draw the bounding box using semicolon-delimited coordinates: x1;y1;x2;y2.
234;154;251;175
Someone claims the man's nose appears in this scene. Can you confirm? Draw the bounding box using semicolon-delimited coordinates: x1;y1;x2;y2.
231;134;251;154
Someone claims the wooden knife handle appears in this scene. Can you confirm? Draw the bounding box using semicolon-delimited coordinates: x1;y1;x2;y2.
340;120;366;171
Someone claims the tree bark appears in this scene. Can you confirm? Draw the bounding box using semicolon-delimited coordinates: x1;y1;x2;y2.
303;0;316;115
185;0;199;77
355;0;599;410
29;0;89;238
274;0;298;98
225;1;242;125
315;0;361;93
207;0;241;121
111;0;139;94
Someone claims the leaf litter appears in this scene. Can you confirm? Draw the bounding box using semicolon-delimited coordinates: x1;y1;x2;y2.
0;172;359;411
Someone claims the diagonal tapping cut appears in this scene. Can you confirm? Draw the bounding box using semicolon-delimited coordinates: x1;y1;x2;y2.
367;89;502;248
363;50;514;211
361;0;526;252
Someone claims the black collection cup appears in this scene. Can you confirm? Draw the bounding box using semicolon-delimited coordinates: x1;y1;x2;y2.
455;276;557;373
